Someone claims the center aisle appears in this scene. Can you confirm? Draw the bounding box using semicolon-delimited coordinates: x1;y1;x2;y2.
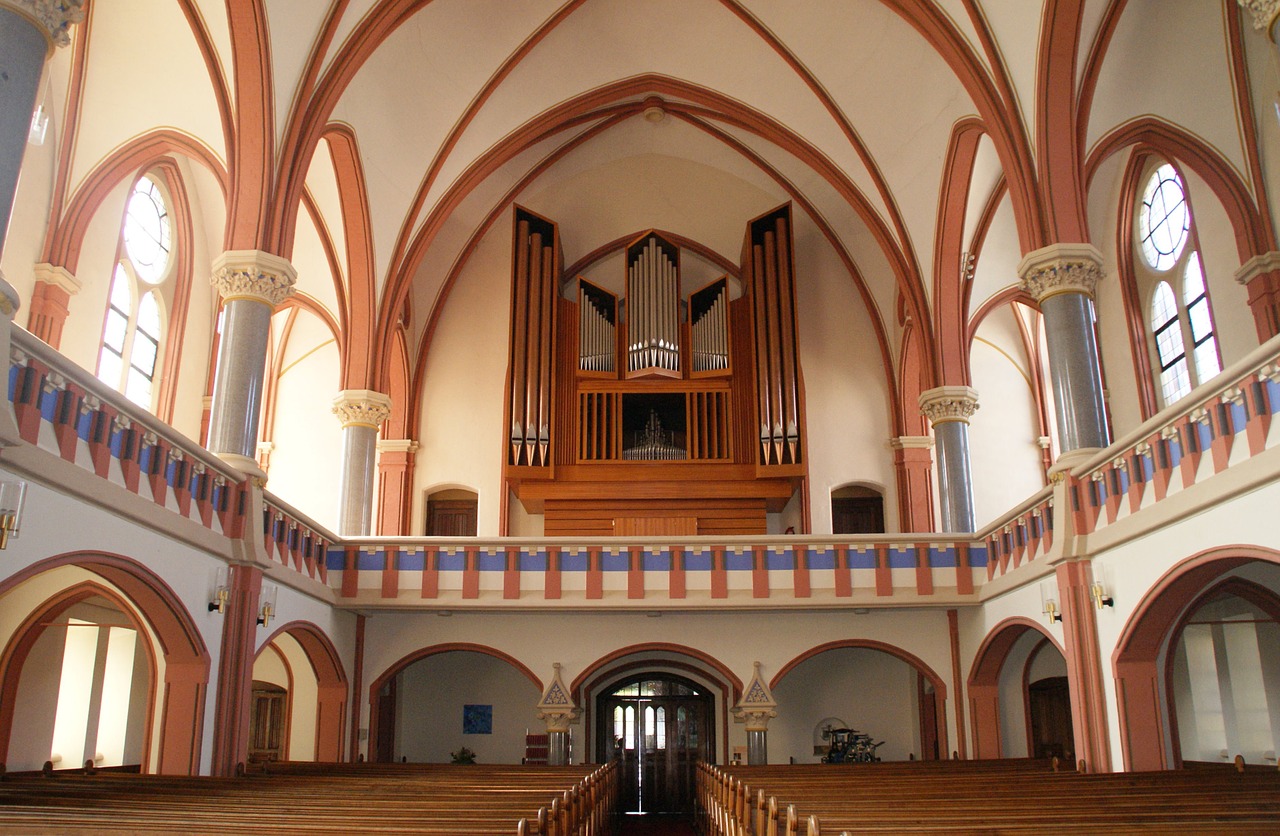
616;813;699;835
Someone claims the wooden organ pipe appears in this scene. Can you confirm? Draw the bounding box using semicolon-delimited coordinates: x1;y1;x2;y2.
763;228;784;465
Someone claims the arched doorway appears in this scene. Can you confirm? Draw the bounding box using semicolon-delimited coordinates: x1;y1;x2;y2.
772;641;948;763
0;554;209;774
968;618;1071;761
1113;547;1280;770
596;674;713;815
254;623;348;762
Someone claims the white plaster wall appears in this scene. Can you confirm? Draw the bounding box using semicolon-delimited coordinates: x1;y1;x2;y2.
969;306;1047;527
771;646;922;764
393;650;541;764
794;213;896;534
275;633;320;761
253;648;288;688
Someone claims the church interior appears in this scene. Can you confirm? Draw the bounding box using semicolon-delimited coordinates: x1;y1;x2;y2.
1;0;1280;829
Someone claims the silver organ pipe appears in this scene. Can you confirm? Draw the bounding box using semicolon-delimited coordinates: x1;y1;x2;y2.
626;237;680;375
578;282;615;372
691;281;729;372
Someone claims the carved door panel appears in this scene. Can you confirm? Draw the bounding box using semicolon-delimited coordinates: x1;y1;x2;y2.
249;682;287;762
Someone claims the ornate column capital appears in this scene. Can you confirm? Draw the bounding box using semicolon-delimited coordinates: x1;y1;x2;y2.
536;663;581;732
211;250;297;306
1017;243;1105;303
1239;0;1280;34
0;0;85;49
919;386;980;426
732;662;778;732
332;390;392;429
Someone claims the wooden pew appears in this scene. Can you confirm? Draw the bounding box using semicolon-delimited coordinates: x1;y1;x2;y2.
0;760;618;835
699;759;1280;835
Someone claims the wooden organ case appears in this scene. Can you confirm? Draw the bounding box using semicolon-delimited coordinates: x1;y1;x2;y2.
503;204;807;536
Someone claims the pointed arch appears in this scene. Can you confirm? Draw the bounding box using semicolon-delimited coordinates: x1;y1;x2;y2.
967;617;1065;759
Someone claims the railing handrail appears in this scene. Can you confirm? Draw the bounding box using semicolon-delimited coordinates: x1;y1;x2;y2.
11;328;245;484
262;489;340;542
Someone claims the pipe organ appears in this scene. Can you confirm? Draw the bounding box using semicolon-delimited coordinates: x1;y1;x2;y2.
504;206;807;536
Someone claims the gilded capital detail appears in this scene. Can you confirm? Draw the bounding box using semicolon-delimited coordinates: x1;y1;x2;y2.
332;390;392;429
211;250;297;306
0;0;85;48
919;386;980;426
1017;243;1104;303
1239;0;1280;32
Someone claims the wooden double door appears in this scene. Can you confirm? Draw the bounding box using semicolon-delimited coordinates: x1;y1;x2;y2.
597;675;713;814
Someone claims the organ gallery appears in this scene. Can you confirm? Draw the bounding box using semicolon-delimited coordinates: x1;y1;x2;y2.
504;205;807;536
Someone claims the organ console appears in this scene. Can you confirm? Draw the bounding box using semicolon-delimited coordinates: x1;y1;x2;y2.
503;205;807;536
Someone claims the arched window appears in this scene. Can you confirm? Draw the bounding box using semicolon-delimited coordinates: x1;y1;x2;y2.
97;175;172;410
1136;162;1220;406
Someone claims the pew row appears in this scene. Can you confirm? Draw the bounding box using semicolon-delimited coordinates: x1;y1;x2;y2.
698;759;1280;835
0;761;617;834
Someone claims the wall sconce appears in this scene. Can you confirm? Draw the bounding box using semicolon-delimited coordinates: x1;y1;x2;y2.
257;584;277;626
1091;581;1114;609
208;567;229;613
0;481;27;549
1040;580;1062;624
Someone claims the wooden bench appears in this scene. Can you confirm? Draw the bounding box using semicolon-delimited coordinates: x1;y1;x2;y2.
700;758;1280;835
0;760;617;835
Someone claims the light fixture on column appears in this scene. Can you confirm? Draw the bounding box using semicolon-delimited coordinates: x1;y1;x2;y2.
0;481;27;548
29;105;48;146
1041;580;1062;624
208;566;229;613
1091;581;1114;609
257;583;277;626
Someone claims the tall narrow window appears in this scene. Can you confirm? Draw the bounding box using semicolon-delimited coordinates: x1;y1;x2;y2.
1136;162;1220;407
98;175;172;410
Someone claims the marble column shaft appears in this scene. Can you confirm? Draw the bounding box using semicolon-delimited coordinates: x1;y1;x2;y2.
333;390;392;537
746;729;768;766
1019;244;1110;453
919;387;979;534
207;251;296;473
547;731;569;766
0;1;83;256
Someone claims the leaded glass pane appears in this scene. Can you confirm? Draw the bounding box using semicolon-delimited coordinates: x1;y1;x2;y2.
1187;297;1213;344
124;177;170;284
102;309;127;353
1139;164;1189;271
137;292;161;338
1183;253;1206;302
131;331;158;376
1150;282;1177;331
656;707;666;749
1160;359;1191;405
110;266;132;310
125;367;152;407
624;706;635;749
1154;320;1185;370
1193;337;1221;382
97;351;122;389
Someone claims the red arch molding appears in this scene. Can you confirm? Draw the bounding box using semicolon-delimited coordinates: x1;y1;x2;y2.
258;620;349;762
771;639;950;759
0;553;210;775
365;642;541;763
966;616;1065;760
1112;544;1280;771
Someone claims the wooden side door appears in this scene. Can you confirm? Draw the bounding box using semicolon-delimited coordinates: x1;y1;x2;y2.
248;681;287;762
1029;676;1074;761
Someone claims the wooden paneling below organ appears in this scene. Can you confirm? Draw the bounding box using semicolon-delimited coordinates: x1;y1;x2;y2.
503;205;807;536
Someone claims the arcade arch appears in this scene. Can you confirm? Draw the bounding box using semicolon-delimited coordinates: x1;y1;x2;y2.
250;622;347;763
968;618;1071;761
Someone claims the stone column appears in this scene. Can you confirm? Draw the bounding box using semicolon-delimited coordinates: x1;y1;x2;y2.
207;250;296;475
0;1;83;256
732;662;778;765
1235;252;1280;342
890;436;934;532
919;387;979;533
536;663;580;766
1019;245;1110;453
332;389;392;537
26;263;80;348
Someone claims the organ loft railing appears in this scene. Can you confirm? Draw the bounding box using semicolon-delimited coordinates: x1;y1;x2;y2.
503;205;808;536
